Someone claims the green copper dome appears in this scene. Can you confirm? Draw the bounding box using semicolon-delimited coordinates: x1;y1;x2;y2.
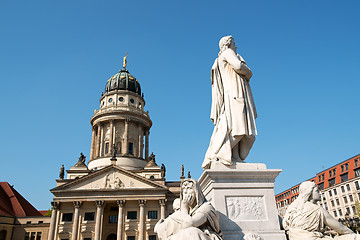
105;69;141;96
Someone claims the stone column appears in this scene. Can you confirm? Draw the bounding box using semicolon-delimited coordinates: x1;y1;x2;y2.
138;125;143;158
48;202;59;240
117;200;126;240
138;200;146;240
123;119;130;154
109;120;114;151
90;126;96;160
94;200;105;240
159;199;166;219
145;129;149;160
72;201;82;240
99;125;104;157
96;124;101;157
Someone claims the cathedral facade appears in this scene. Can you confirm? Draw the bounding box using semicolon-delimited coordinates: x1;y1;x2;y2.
48;63;181;240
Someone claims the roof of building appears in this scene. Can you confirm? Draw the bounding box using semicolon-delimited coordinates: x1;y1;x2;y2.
105;69;142;96
0;182;42;217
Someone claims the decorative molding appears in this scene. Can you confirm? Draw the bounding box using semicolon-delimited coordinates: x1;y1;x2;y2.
138;200;147;206
117;200;126;207
96;200;105;208
74;201;82;208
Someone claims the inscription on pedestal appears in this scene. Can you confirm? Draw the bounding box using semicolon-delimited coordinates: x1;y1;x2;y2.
225;196;267;221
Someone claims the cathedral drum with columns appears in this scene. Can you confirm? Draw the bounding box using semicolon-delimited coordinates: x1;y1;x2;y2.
48;60;181;240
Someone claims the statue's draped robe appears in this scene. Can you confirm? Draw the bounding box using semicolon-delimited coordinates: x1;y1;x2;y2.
283;202;359;240
155;179;222;240
203;51;257;169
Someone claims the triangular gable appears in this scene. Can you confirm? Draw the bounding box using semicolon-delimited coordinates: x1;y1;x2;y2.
51;165;167;192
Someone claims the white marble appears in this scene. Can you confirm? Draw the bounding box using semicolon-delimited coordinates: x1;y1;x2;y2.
203;36;257;169
283;181;360;240
199;166;286;240
155;179;222;240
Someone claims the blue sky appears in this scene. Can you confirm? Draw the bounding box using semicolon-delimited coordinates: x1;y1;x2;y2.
0;1;359;210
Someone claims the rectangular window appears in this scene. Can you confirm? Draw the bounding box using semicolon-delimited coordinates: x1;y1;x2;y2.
334;169;336;175
356;181;360;190
128;142;134;155
318;182;324;190
36;232;41;240
353;206;356;214
346;184;351;191
329;190;332;197
26;221;31;224
334;189;337;195
341;165;344;173
331;200;335;207
318;175;321;182
333;210;337;217
25;232;30;240
339;209;343;216
109;215;118;223
84;212;95;221
84;238;91;240
62;213;73;222
346;163;349;171
38;221;43;224
127;211;137;220
30;232;35;240
344;196;348;204
329;170;333;178
336;199;340;205
127;236;135;240
149;235;157;240
324;202;328;210
356;159;359;167
355;169;360;178
105;142;109;154
349;194;354;202
329;178;336;187
346;207;350;214
341;173;349;182
341;186;345;193
148;211;158;219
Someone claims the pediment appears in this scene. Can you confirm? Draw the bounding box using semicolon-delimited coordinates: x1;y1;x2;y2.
51;165;166;192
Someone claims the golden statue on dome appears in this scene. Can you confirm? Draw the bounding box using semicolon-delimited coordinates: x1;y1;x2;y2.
123;52;128;69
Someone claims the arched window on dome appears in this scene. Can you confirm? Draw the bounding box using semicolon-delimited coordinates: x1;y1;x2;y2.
128;142;134;155
105;142;109;155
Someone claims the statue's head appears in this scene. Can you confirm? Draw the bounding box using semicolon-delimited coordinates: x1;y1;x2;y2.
180;179;206;210
298;181;320;203
219;35;236;54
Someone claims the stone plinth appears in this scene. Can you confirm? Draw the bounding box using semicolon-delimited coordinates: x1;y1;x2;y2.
198;163;286;240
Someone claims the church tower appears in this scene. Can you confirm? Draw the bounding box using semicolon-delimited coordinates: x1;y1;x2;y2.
88;57;152;170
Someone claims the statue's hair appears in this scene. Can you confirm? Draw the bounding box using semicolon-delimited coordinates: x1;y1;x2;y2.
218;35;234;56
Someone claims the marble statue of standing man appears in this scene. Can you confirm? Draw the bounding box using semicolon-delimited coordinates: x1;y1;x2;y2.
202;36;257;169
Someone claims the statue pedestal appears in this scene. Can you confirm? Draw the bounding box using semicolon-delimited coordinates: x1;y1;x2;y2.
198;163;286;240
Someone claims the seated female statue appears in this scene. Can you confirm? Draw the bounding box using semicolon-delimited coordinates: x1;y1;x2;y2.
283;181;360;240
155;179;222;240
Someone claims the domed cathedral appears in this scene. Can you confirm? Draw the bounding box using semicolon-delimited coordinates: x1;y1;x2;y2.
48;56;181;240
88;56;152;170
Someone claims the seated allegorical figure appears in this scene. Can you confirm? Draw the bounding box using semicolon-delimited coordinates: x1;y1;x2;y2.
155;178;222;240
283;181;360;240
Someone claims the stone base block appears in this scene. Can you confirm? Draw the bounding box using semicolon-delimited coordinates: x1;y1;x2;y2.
198;164;286;240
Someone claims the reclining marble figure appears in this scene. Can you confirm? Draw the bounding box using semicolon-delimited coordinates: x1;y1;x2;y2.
155;179;222;240
283;181;360;240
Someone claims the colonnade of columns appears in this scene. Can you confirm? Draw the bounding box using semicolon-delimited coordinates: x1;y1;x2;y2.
48;199;166;240
90;119;150;160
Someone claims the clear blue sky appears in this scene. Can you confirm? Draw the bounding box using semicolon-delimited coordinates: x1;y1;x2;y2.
0;1;359;210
